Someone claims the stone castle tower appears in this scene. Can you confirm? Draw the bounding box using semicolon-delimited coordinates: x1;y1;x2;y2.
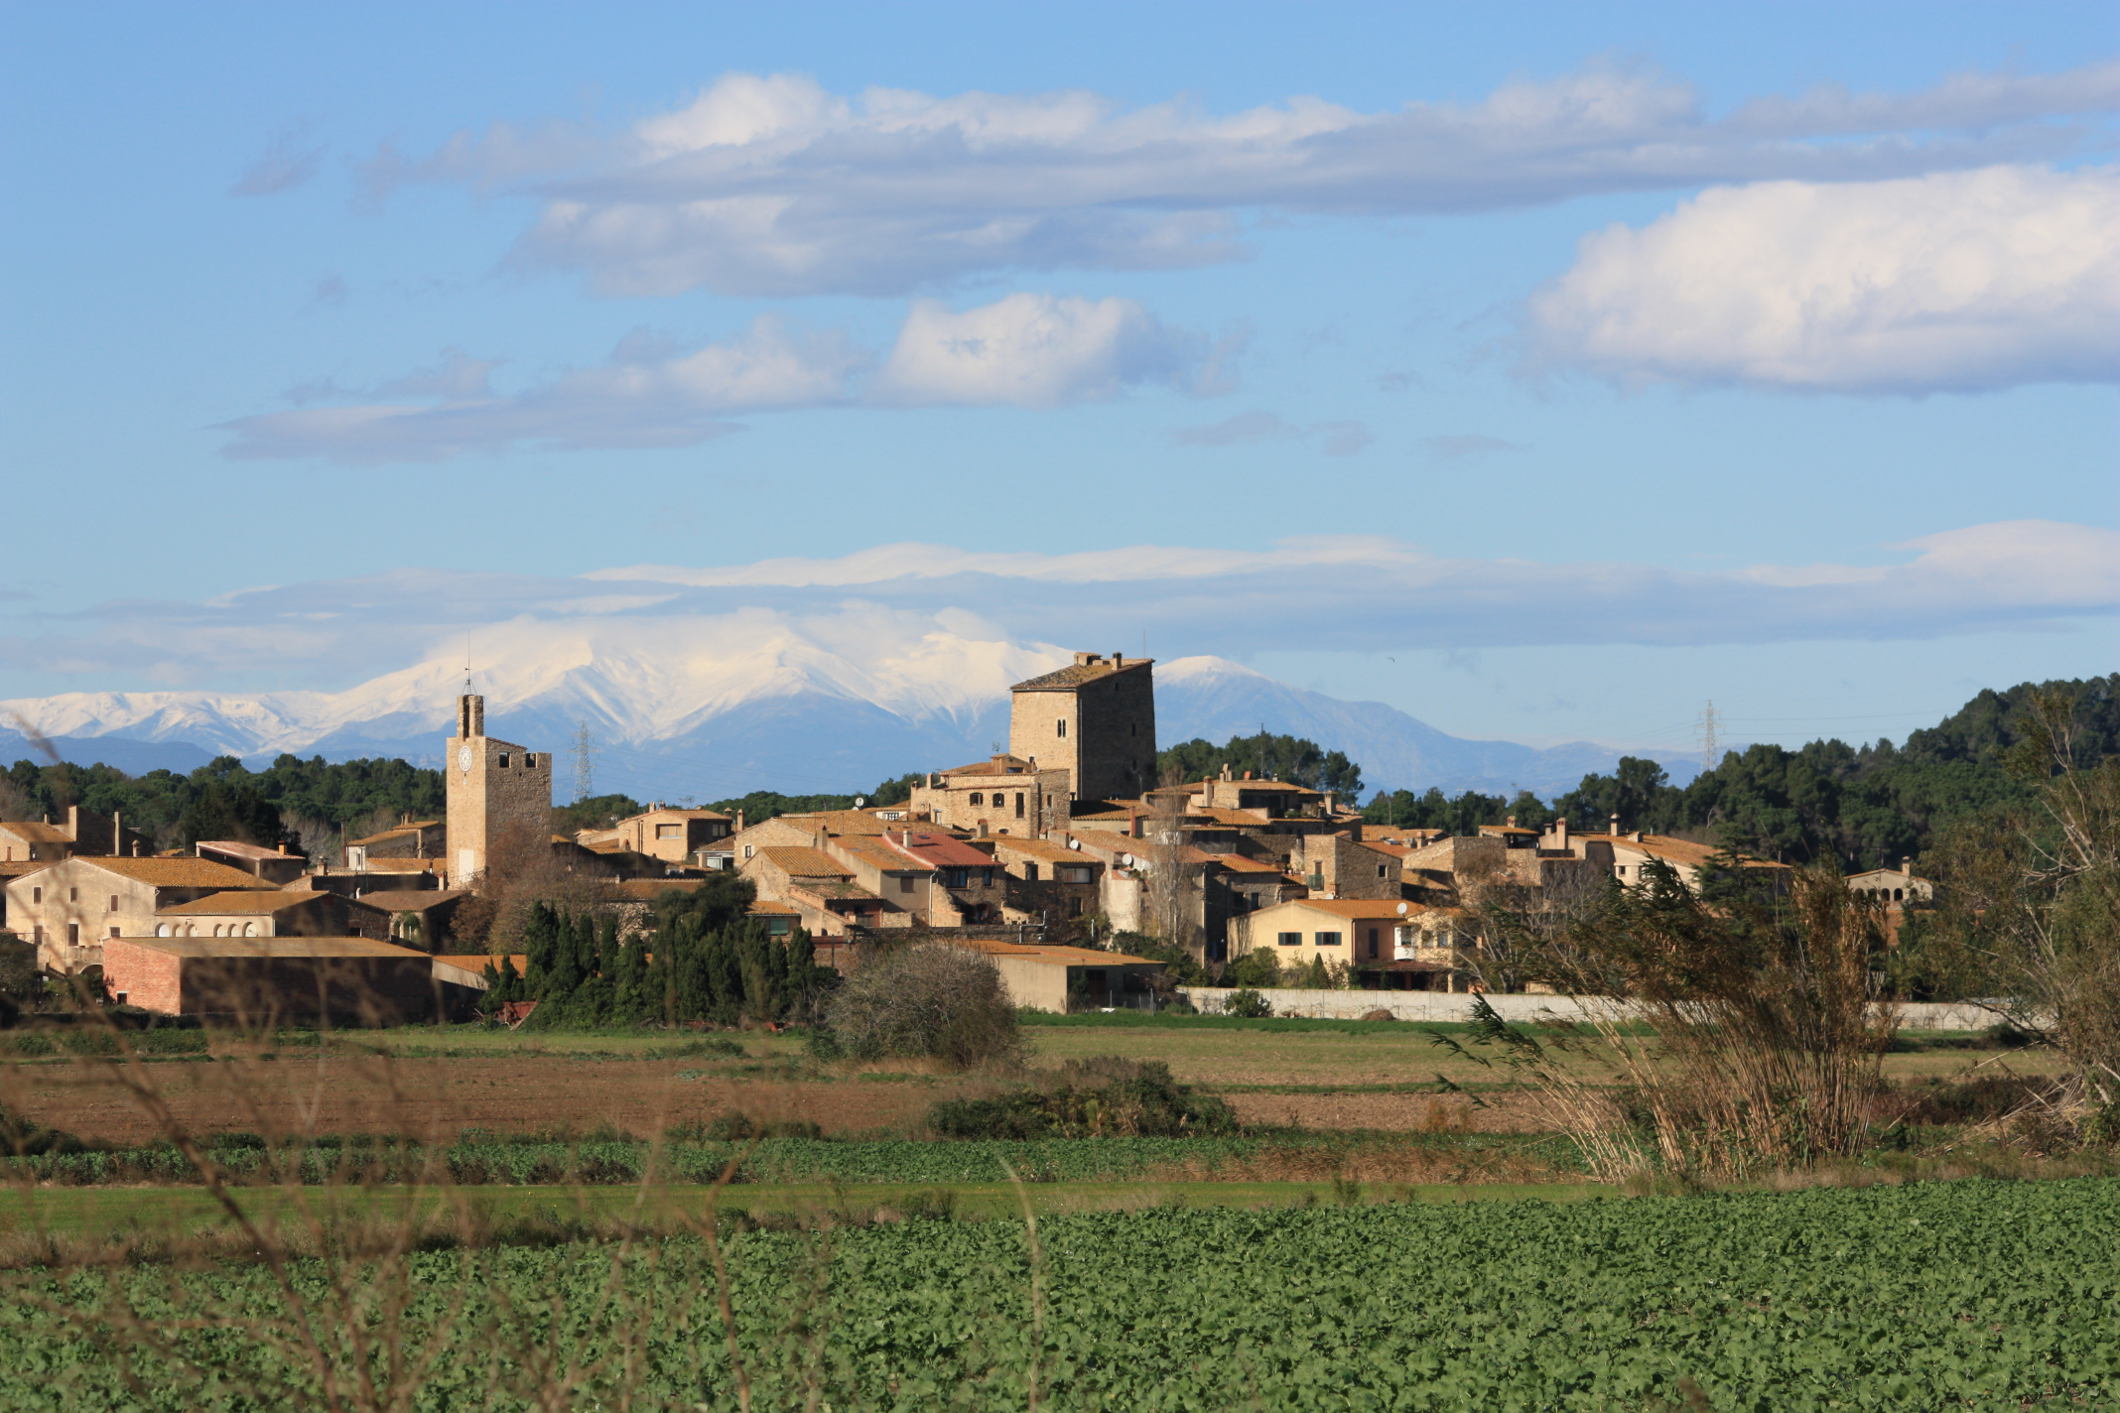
1008;652;1156;803
444;693;551;887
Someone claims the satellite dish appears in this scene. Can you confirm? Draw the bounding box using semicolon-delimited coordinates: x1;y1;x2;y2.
1069;838;1081;851
1395;901;1409;916
854;797;867;809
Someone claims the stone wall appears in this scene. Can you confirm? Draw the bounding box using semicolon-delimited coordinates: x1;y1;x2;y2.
1180;986;2005;1031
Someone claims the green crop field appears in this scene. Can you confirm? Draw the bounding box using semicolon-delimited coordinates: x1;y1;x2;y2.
2;1178;2112;1409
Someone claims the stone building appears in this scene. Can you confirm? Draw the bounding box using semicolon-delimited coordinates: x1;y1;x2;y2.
908;754;1071;837
1845;862;1934;905
3;856;276;973
590;805;733;867
444;694;551;888
0;807;146;865
102;935;441;1023
1008;652;1156;805
345;818;443;867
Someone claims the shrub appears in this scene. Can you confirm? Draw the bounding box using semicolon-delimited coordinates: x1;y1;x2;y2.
824;943;1022;1068
1222;950;1282;989
1222;989;1274;1019
928;1059;1238;1139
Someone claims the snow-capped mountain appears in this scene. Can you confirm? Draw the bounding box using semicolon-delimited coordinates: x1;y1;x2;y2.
0;624;1691;801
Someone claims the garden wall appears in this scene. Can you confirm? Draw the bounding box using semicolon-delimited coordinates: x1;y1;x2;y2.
1177;987;2002;1031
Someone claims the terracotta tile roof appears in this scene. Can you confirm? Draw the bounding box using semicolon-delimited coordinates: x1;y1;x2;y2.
747;900;802;916
990;837;1084;864
0;860;49;879
776;810;897;837
756;847;852;878
886;832;996;869
1010;657;1151;691
350;858;445;875
939;754;1038;776
347;820;440;847
75;857;279;890
949;937;1162;967
1579;834;1790;870
835;837;931;873
354;889;469;912
158;889;334;916
0;821;74;844
1198;853;1286;874
196;840;300;861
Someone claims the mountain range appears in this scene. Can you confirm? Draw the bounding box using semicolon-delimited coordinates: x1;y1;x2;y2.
0;629;1697;802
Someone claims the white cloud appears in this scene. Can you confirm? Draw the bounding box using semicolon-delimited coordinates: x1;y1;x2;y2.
1172;411;1371;455
221;294;1213;460
1530;164;2120;392
873;294;1199;407
230;123;326;197
1422;434;1526;461
357;61;2120;296
19;522;2117;689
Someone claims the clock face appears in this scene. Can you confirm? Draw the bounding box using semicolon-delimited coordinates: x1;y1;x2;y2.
457;745;474;772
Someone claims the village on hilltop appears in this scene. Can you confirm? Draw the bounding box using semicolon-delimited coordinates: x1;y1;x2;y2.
0;650;1932;1024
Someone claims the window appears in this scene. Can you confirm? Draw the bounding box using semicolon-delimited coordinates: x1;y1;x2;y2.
942;868;969;889
497;753;510;768
656;824;681;839
1314;931;1342;947
524;754;537;768
1068;897;1083;918
1056;719;1067;738
1014;792;1025;818
1366;928;1380;959
68;887;78;903
1059;865;1092;885
109;895;119;913
898;876;915;894
1377;864;1388;879
969;792;983;806
30;887;40;904
66;923;79;946
1024;862;1040;881
983;868;995;886
108;925;119;939
1277;931;1302;947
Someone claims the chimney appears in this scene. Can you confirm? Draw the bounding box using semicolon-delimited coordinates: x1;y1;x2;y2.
1555;817;1569;850
1219;761;1232;782
1609;813;1621;837
1325;792;1337;815
1506;814;1516;829
1901;855;1912;877
1242;770;1253;781
735;809;746;832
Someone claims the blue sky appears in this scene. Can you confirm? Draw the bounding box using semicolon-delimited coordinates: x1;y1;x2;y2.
2;1;2115;757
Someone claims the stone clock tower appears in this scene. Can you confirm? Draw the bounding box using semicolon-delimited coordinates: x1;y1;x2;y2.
444;693;552;888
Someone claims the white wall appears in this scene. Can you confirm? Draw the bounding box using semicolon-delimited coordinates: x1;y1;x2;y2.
1179;987;2004;1032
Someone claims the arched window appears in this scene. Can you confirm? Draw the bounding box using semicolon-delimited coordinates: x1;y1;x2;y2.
155;923;171;937
243;921;259;937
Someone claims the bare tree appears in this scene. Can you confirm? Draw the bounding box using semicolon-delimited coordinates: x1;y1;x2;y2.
1140;789;1205;964
1916;694;2120;1132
